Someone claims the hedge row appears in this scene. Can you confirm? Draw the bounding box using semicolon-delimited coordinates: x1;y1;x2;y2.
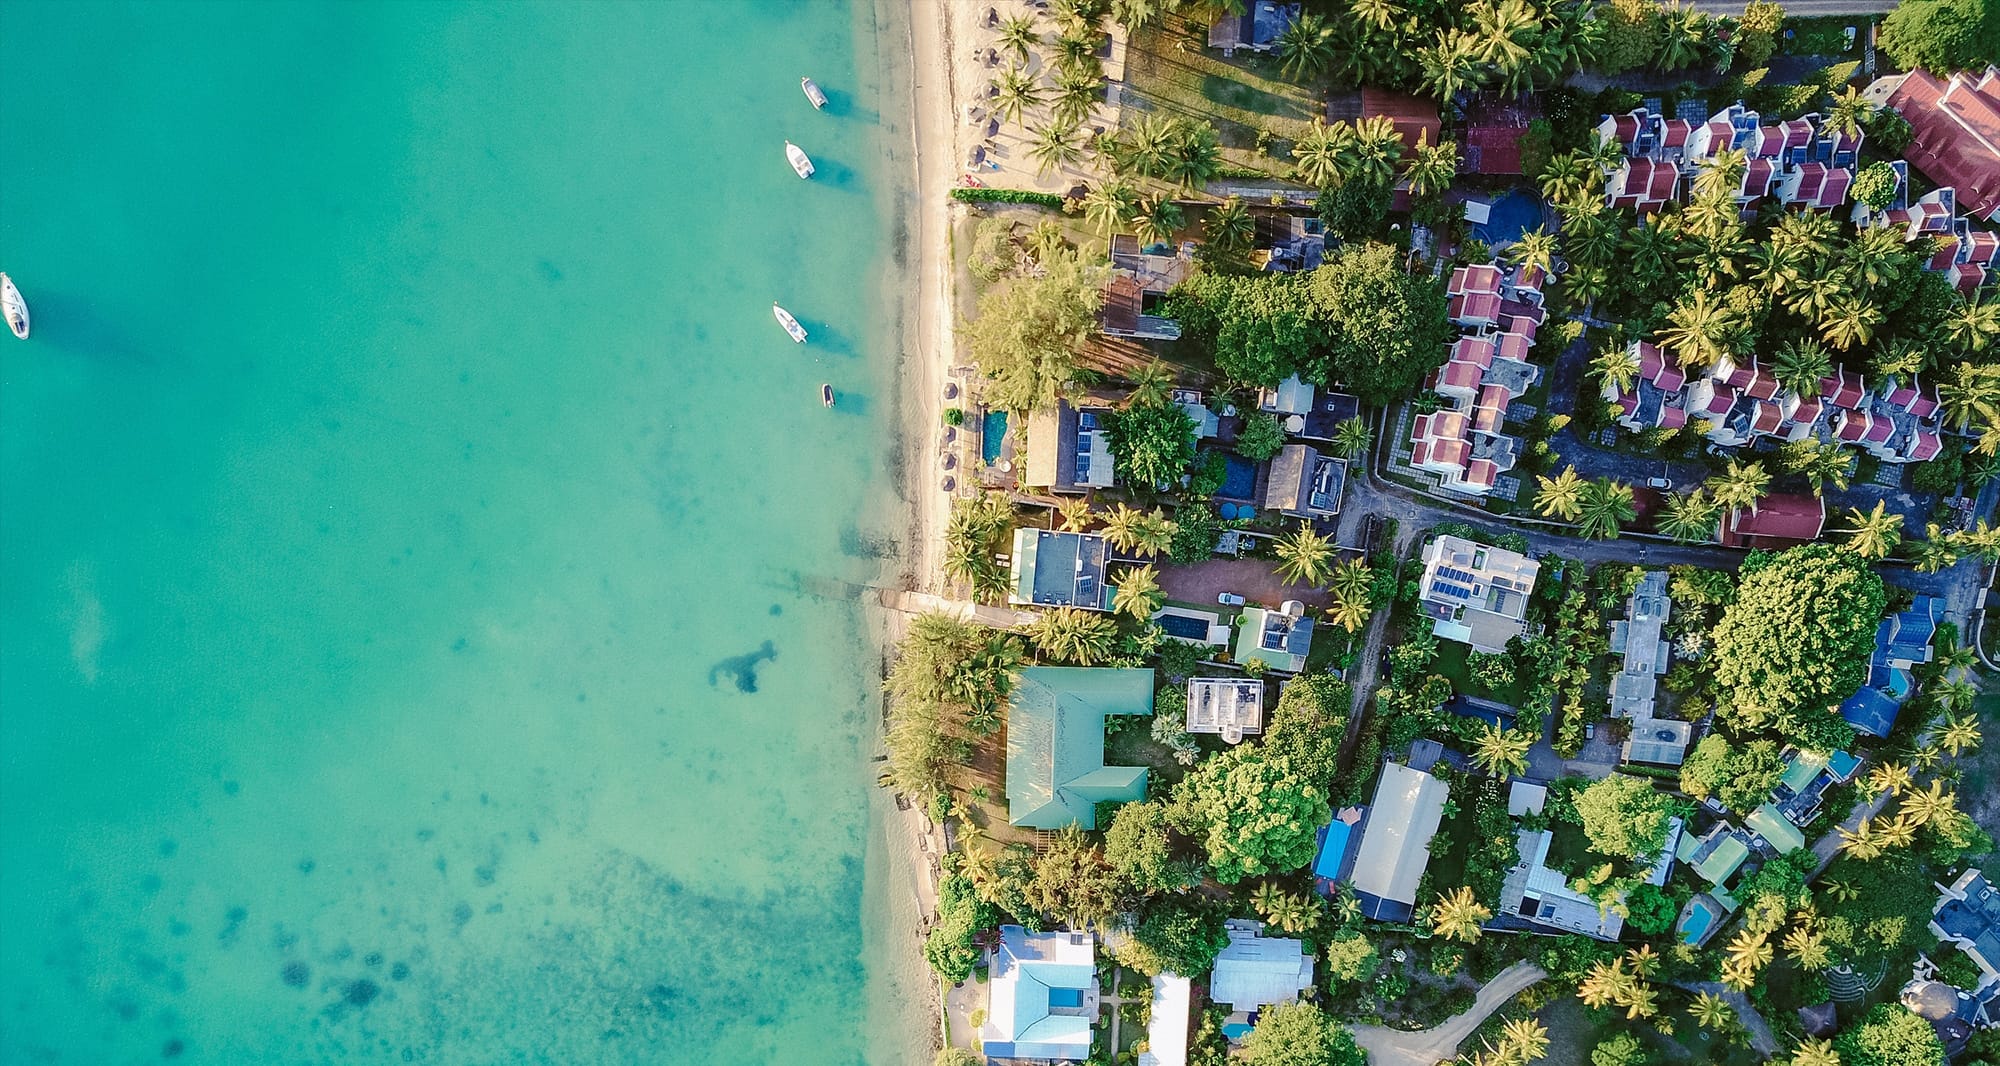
948;187;1064;207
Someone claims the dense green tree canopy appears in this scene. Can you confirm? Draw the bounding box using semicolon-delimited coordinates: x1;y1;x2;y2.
1115;895;1231;977
1262;674;1351;792
1622;883;1677;936
1575;774;1676;860
1164;242;1451;404
1880;0;2000;75
1678;735;1787;812
1589;1032;1650;1066
1834;1002;1947;1066
962;251;1108;412
1240;1003;1366;1066
1711;545;1885;745
1107;401;1198;489
1322;931;1382;985
1026;826;1122;928
924;870;999;983
1171;749;1330;884
1104;799;1190;897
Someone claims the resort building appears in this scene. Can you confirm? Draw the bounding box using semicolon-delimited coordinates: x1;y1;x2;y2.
1932;869;2000;980
1840;594;1943;738
1138;974;1191;1066
1023;401;1115;495
1678;822;1754;886
1262;443;1345;519
1412;263;1541;496
1009;529;1111;611
1597;100;1862;216
1185;677;1264;744
1208;919;1315;1012
1104;235;1189;341
1206;0;1299;56
1500;803;1682;941
981;925;1100;1063
1717;494;1825;550
1258;374;1315;419
1879;66;2000;221
1746;803;1807;856
1608;571;1688;765
1233;601;1315;674
1347;761;1447;922
1004;667;1153;830
1770;749;1863;827
1899;973;1996;1057
1417;535;1540;653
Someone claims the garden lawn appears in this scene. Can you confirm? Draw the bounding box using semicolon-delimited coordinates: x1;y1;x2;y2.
1121;24;1322;159
1432;639;1530;707
1780;15;1874;56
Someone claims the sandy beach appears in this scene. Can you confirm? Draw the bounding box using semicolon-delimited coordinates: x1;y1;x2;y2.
900;0;959;600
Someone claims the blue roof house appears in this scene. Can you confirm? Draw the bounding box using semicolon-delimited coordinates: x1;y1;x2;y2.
1840;594;1943;737
981;925;1099;1062
1005;667;1153;829
1932;868;2000;982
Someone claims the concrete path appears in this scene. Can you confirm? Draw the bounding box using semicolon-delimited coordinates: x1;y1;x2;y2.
1350;962;1548;1066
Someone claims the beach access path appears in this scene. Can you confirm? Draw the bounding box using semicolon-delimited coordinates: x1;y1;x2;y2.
1349;962;1548;1066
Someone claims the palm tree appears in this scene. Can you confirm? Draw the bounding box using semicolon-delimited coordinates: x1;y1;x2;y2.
1471;724;1531;778
1592;343;1640;393
1771;339;1833;398
1505;225;1559;277
1914;525;1966;573
1128;196;1184;247
1726;929;1773;975
1823;878;1860;903
1027;119;1085;176
1112;565;1163;619
1026;607;1118;665
1274;522;1336;586
1578;959;1635;1010
1403;133;1459;201
1939;713;1982;756
1345;114;1405;187
1939;361;2000;433
1053;29;1100;72
1290;119;1352;190
1913;743;1944;771
1098;503;1145;553
1081;179;1137;236
1267;892;1317;934
1121;113;1178;180
1839;500;1904;560
1782;926;1831;970
1947;295;2000;353
1954;519;2000;562
1878;811;1919;849
1577;478;1637;540
1251;879;1286;919
1826;85;1874;139
1820;295;1883;351
1130;509;1176;556
1791;1039;1842;1066
1785;439;1854;496
1326;591;1370;634
1534;465;1586;521
1417;31;1485;104
1025;219;1069;264
1658;289;1738;367
1166;120;1223;191
1349;0;1404;31
1689;992;1734;1032
1049;0;1103;35
993;64;1044;126
1706;459;1771;514
1838;816;1884;860
1656;490;1721;544
1539;151;1594;202
1055;495;1094;533
1051;64;1104;127
1429;886;1492;943
1203;196;1254;256
1125;361;1175;409
1864;761;1912;798
1276;10;1337;83
1330;417;1373;460
1110;0;1157;30
1935;677;1977;714
1561;264;1611;312
1497;1018;1549;1063
1900;780;1959;827
1656;2;1709;70
996;13;1041;64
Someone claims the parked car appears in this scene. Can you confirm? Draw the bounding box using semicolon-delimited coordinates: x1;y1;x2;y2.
1217;592;1246;607
1645;476;1672;489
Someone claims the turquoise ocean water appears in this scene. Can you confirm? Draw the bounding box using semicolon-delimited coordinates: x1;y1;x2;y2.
0;2;928;1062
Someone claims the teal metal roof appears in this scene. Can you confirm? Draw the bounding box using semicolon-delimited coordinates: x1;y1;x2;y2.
1006;667;1153;829
1746;803;1806;855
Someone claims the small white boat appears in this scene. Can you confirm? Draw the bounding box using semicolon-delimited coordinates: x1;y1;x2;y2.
821;383;835;407
1;273;27;340
801;77;828;110
773;303;807;343
786;141;815;179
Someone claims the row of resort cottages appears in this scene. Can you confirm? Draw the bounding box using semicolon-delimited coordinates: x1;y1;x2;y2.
1598;92;1999;295
980;538;1977;1062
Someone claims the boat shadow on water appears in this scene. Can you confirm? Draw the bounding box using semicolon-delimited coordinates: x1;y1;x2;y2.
821;93;879;125
798;319;858;357
827;389;872;416
13;291;154;366
807;157;864;192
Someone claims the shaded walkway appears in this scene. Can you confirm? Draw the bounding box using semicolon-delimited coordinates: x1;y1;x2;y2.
1350;962;1548;1066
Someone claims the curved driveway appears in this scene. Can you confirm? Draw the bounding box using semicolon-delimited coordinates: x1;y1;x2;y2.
1349;962;1547;1066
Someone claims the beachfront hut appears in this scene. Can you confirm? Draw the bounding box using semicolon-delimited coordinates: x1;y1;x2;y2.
1005;667;1153;829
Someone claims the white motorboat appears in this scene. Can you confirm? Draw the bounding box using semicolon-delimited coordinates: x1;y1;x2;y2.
801;77;828;110
1;273;27;340
821;383;835;407
773;303;807;343
785;141;815;179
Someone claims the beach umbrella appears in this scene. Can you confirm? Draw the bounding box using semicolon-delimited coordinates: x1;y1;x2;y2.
941;476;957;493
942;453;958;470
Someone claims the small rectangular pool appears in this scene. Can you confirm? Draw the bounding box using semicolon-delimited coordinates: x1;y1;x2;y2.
981;410;1008;465
1679;898;1719;945
1048;988;1083;1008
1218;453;1258;500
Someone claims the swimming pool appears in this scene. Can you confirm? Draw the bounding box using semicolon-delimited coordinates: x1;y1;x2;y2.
1477;188;1546;246
1218;453;1258;500
1679;898;1719;945
1157;613;1210;640
982;410;1008;465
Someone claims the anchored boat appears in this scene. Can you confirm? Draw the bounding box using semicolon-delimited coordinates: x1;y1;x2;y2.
773;303;807;343
821;383;835;407
785;141;815;179
1;273;27;340
801;77;827;110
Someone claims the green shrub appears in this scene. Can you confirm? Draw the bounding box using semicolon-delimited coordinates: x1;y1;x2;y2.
950;187;1065;207
943;407;965;427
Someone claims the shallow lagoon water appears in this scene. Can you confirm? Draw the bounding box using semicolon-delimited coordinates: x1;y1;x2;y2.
0;2;924;1062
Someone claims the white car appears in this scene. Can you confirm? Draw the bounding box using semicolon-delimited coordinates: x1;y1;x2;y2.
1217;593;1246;607
1645;476;1672;489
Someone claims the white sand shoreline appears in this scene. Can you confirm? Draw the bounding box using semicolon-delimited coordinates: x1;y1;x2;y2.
902;0;959;604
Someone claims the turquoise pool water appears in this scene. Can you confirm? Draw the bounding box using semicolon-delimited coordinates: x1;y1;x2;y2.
0;2;929;1062
1680;898;1719;944
983;410;1009;465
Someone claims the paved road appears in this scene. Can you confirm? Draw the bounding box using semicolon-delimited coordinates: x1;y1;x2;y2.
1350;962;1549;1066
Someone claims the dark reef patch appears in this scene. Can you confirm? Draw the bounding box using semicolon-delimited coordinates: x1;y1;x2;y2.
706;640;777;693
343;978;380;1007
